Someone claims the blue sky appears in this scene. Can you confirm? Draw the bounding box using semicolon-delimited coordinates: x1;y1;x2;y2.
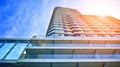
0;0;120;38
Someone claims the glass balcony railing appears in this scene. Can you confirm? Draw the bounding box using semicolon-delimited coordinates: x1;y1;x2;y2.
33;35;120;40
23;54;120;59
28;43;120;48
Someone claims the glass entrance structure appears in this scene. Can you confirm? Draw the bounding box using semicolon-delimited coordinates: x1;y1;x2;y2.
0;7;120;67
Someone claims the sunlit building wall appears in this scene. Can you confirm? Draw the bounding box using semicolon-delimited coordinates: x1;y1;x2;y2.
46;7;120;38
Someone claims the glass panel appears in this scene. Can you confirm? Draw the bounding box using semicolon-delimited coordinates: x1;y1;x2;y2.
27;54;38;59
41;44;53;47
5;43;28;60
71;44;89;47
100;54;120;59
25;54;120;59
52;54;73;59
91;44;105;47
76;54;96;59
0;43;15;59
53;44;71;47
38;44;89;47
0;43;3;48
31;44;53;47
43;54;53;59
109;44;120;47
26;54;73;59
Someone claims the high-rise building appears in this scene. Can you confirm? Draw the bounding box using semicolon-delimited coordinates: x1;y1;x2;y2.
46;7;120;38
0;7;120;67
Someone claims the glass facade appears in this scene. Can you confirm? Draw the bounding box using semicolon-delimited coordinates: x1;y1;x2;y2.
0;40;29;61
5;43;28;60
0;43;15;59
0;39;120;67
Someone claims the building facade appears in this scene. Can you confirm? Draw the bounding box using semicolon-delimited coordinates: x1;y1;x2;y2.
46;7;120;38
0;7;120;67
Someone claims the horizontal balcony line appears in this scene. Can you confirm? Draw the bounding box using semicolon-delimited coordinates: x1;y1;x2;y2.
1;59;120;63
26;47;120;49
0;60;17;63
32;37;120;40
18;59;120;63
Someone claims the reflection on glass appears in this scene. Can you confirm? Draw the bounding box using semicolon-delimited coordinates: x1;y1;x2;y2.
5;43;27;60
91;44;105;47
53;44;70;47
30;44;120;47
109;44;120;47
52;54;73;59
100;54;120;59
32;44;90;47
76;54;95;59
0;43;15;59
71;44;88;47
25;54;120;59
0;43;3;48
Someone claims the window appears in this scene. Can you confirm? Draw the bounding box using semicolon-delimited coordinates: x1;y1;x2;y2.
5;43;28;60
0;43;15;59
